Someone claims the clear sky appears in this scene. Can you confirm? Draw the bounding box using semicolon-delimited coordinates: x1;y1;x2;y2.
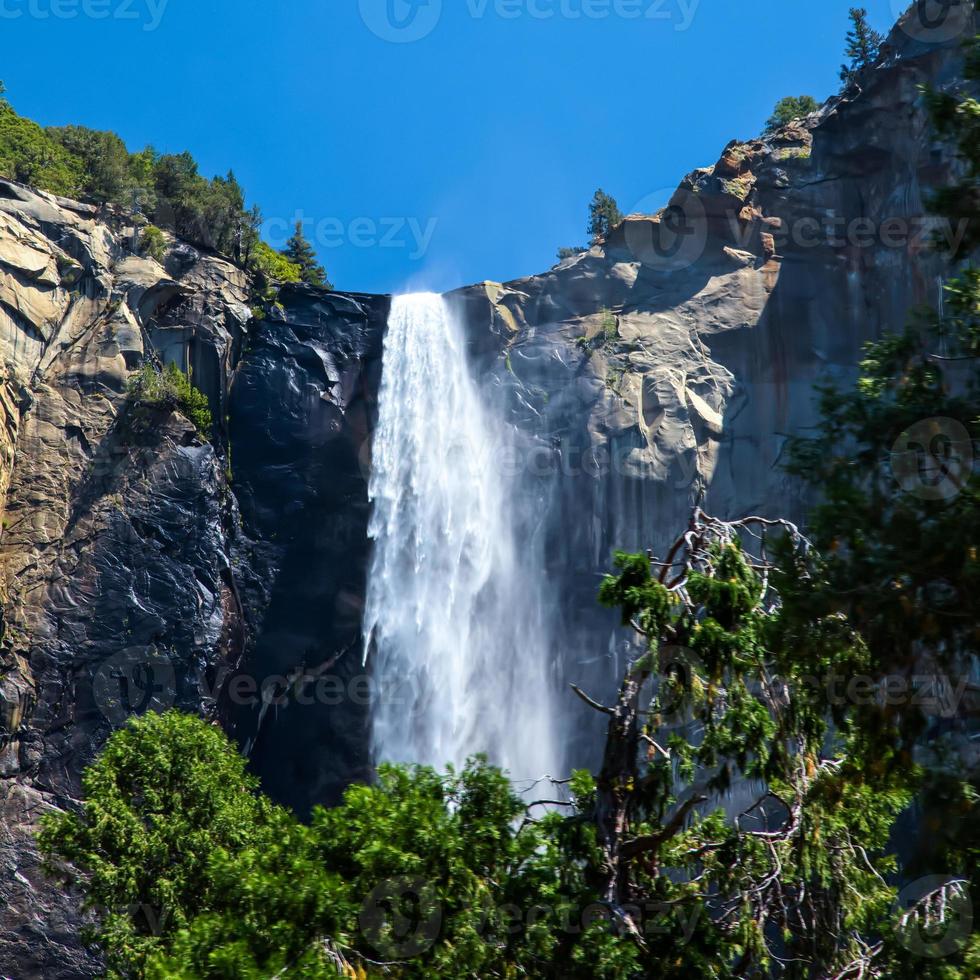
1;0;900;294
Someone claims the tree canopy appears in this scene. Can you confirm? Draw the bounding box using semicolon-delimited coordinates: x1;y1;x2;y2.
282;220;331;288
764;95;820;133
840;7;884;86
587;188;624;243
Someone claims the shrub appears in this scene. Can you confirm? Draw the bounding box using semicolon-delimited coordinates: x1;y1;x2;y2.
46;125;132;203
839;7;884;87
127;362;212;437
587;187;624;242
764;95;819;133
0;99;84;196
139;225;167;264
250;239;301;284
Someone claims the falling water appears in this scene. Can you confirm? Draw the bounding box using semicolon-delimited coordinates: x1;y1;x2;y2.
363;293;560;782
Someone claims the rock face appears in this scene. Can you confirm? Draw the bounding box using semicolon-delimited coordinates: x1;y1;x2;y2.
224;285;387;815
446;6;978;763
0;184;386;976
0;179;253;978
0;3;975;976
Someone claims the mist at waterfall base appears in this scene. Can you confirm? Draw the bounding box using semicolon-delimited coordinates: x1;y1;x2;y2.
362;293;563;784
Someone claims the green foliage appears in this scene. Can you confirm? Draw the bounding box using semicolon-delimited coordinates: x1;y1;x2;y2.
138;225;167;265
38;712;290;978
561;189;625;257
40;714;564;979
780;33;980;976
281;221;331;288
764;95;820;133
250;239;302;284
29;31;980;980
0;86;263;268
587;187;624;243
840;7;884;86
593;535;908;976
575;309;619;352
150;154;259;261
926;34;980;257
127;362;213;437
0;99;85;196
47;125;132;202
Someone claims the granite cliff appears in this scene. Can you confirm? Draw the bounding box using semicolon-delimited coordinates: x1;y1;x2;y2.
0;3;975;975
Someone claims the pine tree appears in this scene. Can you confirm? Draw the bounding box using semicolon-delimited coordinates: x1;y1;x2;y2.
764;94;820;133
840;7;884;86
587;188;624;243
281;220;331;289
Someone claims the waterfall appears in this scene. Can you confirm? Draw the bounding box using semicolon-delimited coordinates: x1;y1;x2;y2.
363;293;560;782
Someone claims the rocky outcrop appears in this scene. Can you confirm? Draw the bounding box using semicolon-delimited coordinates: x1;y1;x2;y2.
447;3;978;763
0;178;387;975
0;179;255;978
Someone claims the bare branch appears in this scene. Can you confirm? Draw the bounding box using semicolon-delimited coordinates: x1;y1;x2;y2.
620;794;708;859
570;684;614;716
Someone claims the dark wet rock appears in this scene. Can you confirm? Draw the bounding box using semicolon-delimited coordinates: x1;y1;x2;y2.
225;288;388;815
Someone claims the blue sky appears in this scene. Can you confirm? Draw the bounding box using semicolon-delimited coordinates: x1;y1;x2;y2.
2;0;899;293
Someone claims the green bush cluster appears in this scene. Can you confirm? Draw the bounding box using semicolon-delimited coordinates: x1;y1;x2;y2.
764;95;820;133
558;188;624;259
0;98;85;196
250;240;302;284
0;83;331;289
138;225;167;265
126;362;213;437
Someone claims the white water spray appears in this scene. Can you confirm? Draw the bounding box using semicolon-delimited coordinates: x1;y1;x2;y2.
363;293;559;781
